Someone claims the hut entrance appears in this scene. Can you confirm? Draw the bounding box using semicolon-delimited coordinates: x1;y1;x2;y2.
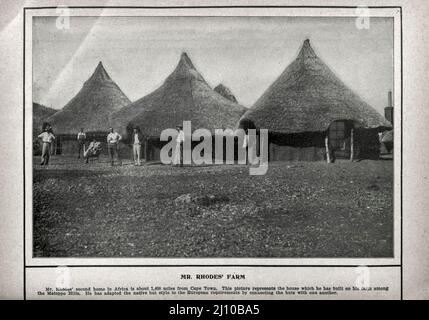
328;120;353;159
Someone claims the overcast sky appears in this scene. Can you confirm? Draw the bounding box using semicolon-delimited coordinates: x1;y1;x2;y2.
32;16;393;115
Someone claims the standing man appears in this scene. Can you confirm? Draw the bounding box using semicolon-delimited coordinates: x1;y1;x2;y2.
173;125;184;166
38;125;55;165
77;128;86;159
107;127;122;166
132;127;143;166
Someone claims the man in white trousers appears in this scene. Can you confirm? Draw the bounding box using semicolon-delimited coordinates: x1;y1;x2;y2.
132;127;143;166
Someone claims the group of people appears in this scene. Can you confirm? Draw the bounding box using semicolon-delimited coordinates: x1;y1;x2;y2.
76;127;143;166
38;124;185;167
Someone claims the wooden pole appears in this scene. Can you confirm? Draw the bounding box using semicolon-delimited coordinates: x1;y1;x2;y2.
325;135;331;163
350;128;354;161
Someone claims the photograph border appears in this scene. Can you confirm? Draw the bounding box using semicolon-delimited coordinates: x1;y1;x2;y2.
23;5;403;300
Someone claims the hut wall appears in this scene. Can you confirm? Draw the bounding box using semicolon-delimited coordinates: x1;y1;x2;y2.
143;138;211;162
381;141;393;154
144;137;218;162
58;140;133;158
147;145;161;161
267;129;381;162
144;136;254;163
56;132;122;157
118;143;133;159
269;144;325;161
59;138;80;155
268;132;325;161
142;131;381;162
144;137;165;161
354;129;381;160
379;142;388;155
60;139;133;159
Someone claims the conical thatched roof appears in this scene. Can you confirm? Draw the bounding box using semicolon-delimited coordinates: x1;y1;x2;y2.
111;52;247;136
239;39;392;134
47;62;131;134
214;84;238;103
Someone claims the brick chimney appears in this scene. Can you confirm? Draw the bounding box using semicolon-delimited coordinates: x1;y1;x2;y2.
384;91;393;125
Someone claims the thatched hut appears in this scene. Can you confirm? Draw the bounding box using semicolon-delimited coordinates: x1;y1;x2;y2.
33;102;57;155
46;62;131;156
380;91;394;154
111;52;247;161
214;84;238;103
381;130;393;154
239;39;392;162
33;102;57;132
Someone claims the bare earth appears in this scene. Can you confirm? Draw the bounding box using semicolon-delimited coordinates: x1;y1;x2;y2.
33;156;393;258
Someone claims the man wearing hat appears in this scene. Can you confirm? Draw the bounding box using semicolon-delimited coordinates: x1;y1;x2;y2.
38;124;56;165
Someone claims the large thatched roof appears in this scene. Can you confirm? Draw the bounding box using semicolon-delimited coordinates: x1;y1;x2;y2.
240;39;392;134
111;52;247;136
47;62;131;134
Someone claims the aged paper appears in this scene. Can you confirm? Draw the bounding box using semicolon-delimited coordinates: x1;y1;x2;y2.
0;0;428;300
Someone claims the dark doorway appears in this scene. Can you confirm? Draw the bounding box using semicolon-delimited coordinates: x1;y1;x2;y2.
328;120;353;159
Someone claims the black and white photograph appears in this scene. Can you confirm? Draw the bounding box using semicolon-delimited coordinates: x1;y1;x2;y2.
31;13;395;259
15;0;429;301
15;0;429;302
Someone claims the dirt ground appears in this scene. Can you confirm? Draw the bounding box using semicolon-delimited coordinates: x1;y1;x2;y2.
32;156;393;258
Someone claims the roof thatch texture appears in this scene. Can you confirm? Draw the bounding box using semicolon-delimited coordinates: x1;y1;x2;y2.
111;53;247;137
240;39;392;134
47;62;131;134
33;102;57;132
214;84;238;103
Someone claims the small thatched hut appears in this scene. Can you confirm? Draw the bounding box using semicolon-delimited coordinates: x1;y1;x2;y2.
33;102;57;155
380;91;394;154
214;84;238;103
381;130;393;154
112;52;247;160
239;39;392;162
47;62;131;155
33;102;57;132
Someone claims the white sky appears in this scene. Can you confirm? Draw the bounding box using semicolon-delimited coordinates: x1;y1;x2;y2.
32;16;393;115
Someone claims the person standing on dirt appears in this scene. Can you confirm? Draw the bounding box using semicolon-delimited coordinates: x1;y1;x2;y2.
173;125;184;166
132;127;143;166
107;127;122;166
38;125;55;165
77;128;86;159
